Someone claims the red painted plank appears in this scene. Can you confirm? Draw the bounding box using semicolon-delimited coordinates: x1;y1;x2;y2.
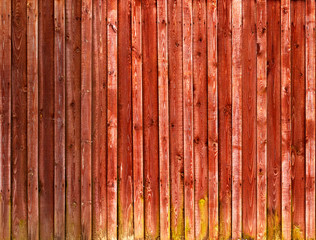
267;1;281;239
218;0;232;238
231;0;242;238
168;0;184;238
54;0;66;238
142;0;160;239
27;0;39;238
81;0;92;238
157;0;170;238
39;0;55;238
92;0;107;238
182;0;194;238
107;0;118;238
12;0;28;238
131;0;144;238
65;0;81;238
305;0;316;238
280;0;291;238
118;0;134;238
207;0;218;239
193;1;208;239
0;0;11;238
242;0;257;237
256;0;267;239
291;1;305;238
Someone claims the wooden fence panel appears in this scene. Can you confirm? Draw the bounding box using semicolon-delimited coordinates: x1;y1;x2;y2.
1;0;316;239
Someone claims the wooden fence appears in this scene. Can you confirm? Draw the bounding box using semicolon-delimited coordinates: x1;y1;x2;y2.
0;0;315;239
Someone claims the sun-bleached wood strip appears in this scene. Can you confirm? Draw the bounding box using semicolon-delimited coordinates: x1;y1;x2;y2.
107;0;118;238
27;0;39;238
256;0;267;239
157;0;170;238
81;0;92;237
168;0;184;238
92;0;107;238
12;0;28;238
0;0;11;239
231;0;242;238
182;0;194;238
131;0;144;238
54;0;66;238
305;0;316;238
207;0;218;239
242;0;257;237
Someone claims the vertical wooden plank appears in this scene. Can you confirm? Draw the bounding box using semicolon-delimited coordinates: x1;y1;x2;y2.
132;0;144;238
54;0;66;238
118;0;133;238
157;0;170;238
92;0;107;238
305;0;316;238
242;0;257;238
218;0;232;238
280;0;291;238
107;0;118;238
0;0;11;238
256;0;267;239
193;1;208;239
291;1;305;238
39;0;55;238
168;0;184;238
183;0;194;239
231;0;242;238
65;0;81;237
267;0;281;239
142;0;160;239
207;0;218;239
27;0;39;238
12;0;28;238
81;0;92;237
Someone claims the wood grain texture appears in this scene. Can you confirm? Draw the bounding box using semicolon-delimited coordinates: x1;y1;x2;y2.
92;0;107;238
81;0;92;237
231;0;242;238
291;1;305;238
305;0;315;238
218;0;232;238
65;0;81;238
27;0;39;238
168;0;184;239
280;0;291;239
12;0;28;238
39;0;55;238
256;0;267;239
107;0;118;239
157;0;170;238
0;0;11;239
183;0;194;239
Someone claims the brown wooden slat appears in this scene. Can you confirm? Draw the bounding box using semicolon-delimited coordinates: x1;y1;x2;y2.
12;0;28;238
256;0;267;239
168;0;184;239
157;0;170;238
231;0;242;238
218;0;232;238
27;0;39;238
81;0;93;237
280;0;291;238
291;1;305;238
0;0;11;238
305;0;316;238
92;0;107;238
65;0;81;238
107;0;118;239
